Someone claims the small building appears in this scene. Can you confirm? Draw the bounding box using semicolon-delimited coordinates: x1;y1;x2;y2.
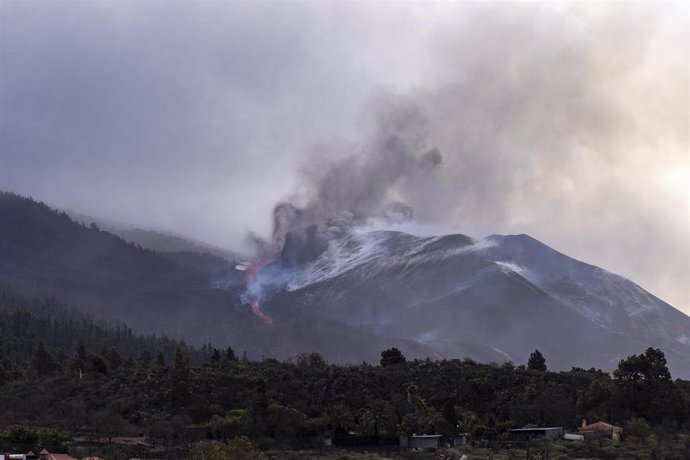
38;450;77;460
453;433;468;446
510;427;563;441
578;420;622;441
408;434;442;450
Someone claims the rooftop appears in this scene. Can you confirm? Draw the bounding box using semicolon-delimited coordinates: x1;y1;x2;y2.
510;427;563;432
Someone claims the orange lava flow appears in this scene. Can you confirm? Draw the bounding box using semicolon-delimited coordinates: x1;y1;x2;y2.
250;299;273;325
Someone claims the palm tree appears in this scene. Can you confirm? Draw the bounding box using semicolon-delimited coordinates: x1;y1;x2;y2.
359;399;393;437
420;407;444;434
324;404;354;436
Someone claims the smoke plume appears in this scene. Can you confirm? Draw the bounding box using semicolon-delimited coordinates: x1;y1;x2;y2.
267;99;445;258
2;1;686;312
244;2;688;314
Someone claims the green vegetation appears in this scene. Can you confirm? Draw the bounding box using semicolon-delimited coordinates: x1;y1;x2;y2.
0;291;689;459
527;349;547;372
0;291;213;378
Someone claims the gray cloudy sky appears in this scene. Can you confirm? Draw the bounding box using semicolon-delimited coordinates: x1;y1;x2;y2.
1;1;688;314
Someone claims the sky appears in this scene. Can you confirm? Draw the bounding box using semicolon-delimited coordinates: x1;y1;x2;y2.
1;1;688;314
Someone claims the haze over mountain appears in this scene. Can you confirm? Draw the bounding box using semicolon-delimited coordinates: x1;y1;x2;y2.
1;1;687;314
2;192;688;378
65;209;245;261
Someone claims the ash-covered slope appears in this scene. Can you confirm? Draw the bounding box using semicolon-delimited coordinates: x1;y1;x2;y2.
482;234;690;342
265;230;690;378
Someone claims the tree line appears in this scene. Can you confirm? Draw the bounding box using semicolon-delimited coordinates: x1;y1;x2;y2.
0;292;689;458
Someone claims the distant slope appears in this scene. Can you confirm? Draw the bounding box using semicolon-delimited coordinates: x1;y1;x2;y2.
482;234;690;341
0;192;254;345
0;193;446;362
66;210;245;261
0;291;206;367
3;192;688;375
266;231;690;378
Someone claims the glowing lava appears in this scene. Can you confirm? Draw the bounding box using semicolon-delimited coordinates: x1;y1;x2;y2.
250;299;273;325
242;251;277;324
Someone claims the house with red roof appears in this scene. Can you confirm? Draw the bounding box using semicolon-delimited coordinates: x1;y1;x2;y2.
578;420;622;440
37;450;77;460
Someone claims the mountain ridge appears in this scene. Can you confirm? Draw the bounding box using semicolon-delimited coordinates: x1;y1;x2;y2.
266;230;690;377
1;191;688;377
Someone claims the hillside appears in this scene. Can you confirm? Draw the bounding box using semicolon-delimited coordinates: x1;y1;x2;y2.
0;192;254;346
263;231;690;378
0;291;207;375
0;193;442;361
0;311;688;460
2;192;689;377
66;210;244;262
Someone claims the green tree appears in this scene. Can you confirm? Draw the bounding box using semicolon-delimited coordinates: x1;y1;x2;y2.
614;347;675;423
247;378;270;437
91;410;128;443
358;399;393;437
324;404;354;436
296;352;327;368
527;349;547;371
225;346;237;362
210;409;247;441
614;347;671;384
190;436;267;460
625;417;652;444
37;427;68;446
168;347;191;405
380;347;406;367
88;354;108;374
139;350;153;367
31;341;58;376
0;425;39;445
458;410;491;440
266;403;305;438
419;406;445;434
211;348;221;363
579;378;616;421
106;347;123;371
226;436;266;460
76;342;87;361
70;345;86;373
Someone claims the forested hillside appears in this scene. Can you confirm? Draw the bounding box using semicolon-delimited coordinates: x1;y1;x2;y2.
0;193;479;364
0;290;689;458
0;291;210;379
0;192;253;346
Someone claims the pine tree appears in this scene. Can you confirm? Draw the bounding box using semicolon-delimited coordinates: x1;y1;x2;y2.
527;349;547;371
76;342;87;361
380;347;406;367
32;341;57;376
106;347;123;371
169;347;191;404
226;346;237;362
